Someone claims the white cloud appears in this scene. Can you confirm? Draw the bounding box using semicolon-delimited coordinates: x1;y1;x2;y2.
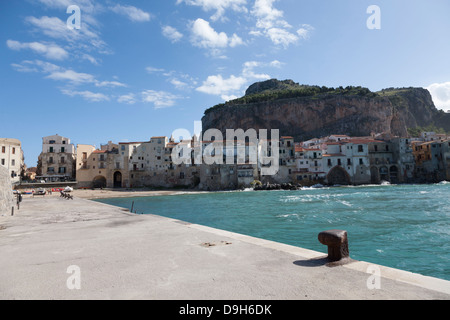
197;74;247;96
252;0;286;30
95;80;127;88
177;0;248;21
10;60;127;102
46;69;96;84
162;26;183;43
118;93;137;104
190;18;243;53
146;66;165;74
297;24;314;40
269;60;283;68
242;61;270;80
7;40;69;60
141;90;182;109
170;78;189;90
61;89;110;102
110;5;151;22
196;60;277;100
250;0;313;48
266;27;299;48
427;82;450;112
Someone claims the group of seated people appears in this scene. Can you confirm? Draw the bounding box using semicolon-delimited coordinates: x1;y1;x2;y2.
59;191;73;200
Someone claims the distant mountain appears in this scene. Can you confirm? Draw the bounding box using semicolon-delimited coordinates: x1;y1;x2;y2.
202;79;450;141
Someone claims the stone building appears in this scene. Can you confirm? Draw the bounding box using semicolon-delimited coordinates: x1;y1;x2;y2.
412;140;446;182
0;138;24;184
368;140;397;183
38;135;76;182
75;143;120;188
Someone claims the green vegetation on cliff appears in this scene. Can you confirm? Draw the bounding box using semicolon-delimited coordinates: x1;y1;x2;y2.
204;83;377;115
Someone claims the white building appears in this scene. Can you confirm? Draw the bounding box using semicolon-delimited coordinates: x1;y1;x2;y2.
39;134;76;181
0;138;24;184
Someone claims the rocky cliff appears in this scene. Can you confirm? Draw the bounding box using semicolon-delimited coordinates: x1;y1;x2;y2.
202;79;450;140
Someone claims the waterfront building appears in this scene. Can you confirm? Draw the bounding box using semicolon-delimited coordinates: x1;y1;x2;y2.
38;135;76;182
67;130;450;190
367;140;397;183
0;138;24;184
390;137;415;183
76;142;120;188
340;139;372;185
412;140;445;182
440;140;450;180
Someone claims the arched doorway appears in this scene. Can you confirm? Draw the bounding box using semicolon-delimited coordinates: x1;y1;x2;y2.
390;166;399;183
379;166;389;182
114;171;122;188
327;166;351;185
93;176;106;188
370;166;380;184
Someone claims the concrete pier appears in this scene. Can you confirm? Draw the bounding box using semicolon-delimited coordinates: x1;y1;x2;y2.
0;195;449;300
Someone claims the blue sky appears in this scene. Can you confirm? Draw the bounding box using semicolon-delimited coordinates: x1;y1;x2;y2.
1;0;450;167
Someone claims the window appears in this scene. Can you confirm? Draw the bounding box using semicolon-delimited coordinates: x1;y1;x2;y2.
61;157;65;164
180;172;185;179
327;159;332;166
59;167;66;174
347;159;351;165
121;145;125;151
1;146;4;153
49;147;54;153
1;159;4;165
12;147;15;154
359;158;363;165
338;159;342;166
49;157;54;164
61;147;65;153
48;167;55;173
358;145;363;152
11;159;15;166
49;140;55;144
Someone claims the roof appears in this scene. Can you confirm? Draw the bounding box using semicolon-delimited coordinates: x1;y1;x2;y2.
323;154;345;157
118;141;147;145
343;138;383;144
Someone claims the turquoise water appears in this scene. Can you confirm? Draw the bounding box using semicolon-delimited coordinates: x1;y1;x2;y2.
95;183;450;281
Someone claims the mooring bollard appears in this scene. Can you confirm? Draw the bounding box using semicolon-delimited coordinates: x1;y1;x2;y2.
318;229;349;262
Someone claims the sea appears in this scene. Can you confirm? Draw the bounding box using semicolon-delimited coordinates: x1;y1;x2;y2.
95;182;450;281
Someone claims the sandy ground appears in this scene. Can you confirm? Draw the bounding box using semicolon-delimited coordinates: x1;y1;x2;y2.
71;188;207;200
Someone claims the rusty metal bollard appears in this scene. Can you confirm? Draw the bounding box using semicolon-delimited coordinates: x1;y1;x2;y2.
318;230;349;262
